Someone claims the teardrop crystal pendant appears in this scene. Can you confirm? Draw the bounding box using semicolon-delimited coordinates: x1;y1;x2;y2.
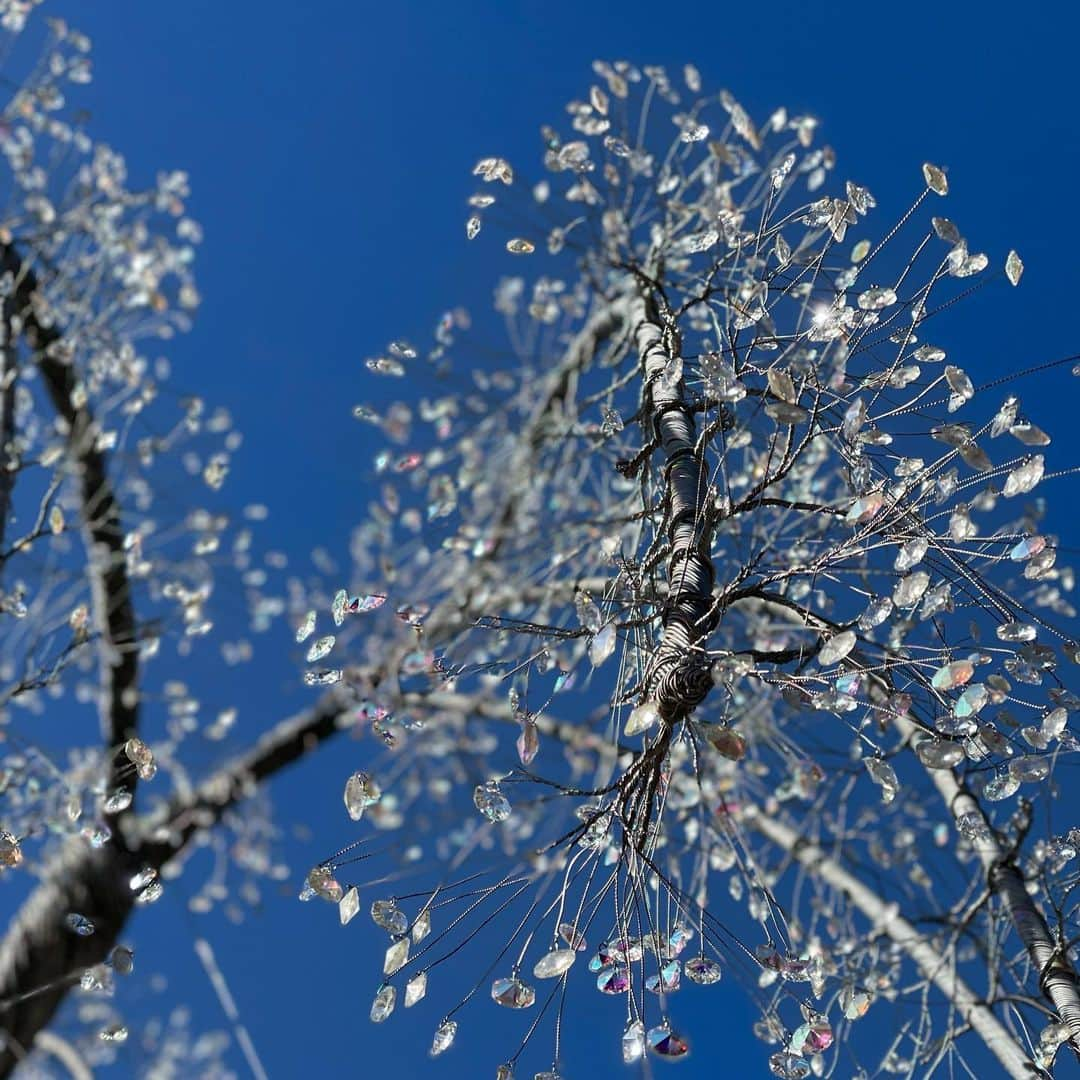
533;948;576;979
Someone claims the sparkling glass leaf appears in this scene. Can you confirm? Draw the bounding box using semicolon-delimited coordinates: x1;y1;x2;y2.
574;591;602;633
922;162;948;195
430;1019;457;1057
916;739;964;770
517;720;539;766
557;922;587;950
818;630;856;667
590;623;617;666
65;913;94;937
412;909;431;943
295;610;316;643
371;899;408;935
932;660;974;691
984;772;1021;801
339;886;360;926
865;758;899;803
473;780;511;823
370;984;396;1023
405;970;428;1007
1005;249;1023;285
533;948;576;979
648;1024;690;1059
684;956;722;984
307;866;343;903
622;1020;646;1063
384;937;409;975
306;635;335;663
705;725;746;761
625;700;660;737
769;1051;810;1079
491;976;536;1008
344;771;381;821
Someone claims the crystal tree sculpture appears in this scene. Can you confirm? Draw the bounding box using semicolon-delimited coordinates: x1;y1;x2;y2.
303;60;1080;1079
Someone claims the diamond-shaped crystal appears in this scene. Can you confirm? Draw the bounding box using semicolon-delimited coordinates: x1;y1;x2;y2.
339;886;360;925
412;909;431;942
404;971;428;1008
384;937;409;975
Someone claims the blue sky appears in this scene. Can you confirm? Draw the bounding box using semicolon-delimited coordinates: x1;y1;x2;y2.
48;0;1080;1076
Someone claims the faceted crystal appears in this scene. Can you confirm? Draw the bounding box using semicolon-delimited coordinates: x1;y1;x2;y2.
789;1009;833;1054
344;771;381;821
371;899;408;935
384;937;409;975
1009;755;1051;783
857;285;896;311
108;946;134;976
622;1019;646;1063
818;630;855;667
685;956;722;984
624;700;660;737
575;591;602;633
596;965;630;994
769;1050;811;1078
135;881;163;905
589;623;616;666
430;1019;457;1056
840;984;873;1019
404;971;428;1008
893;571;930;607
1005;249;1023;286
412;909;431;942
922;162;948;194
647;1024;689;1059
370;984;396;1023
295;610;316;642
916;739;964;770
103;787;132;813
491;976;536;1008
474;780;511;823
533;948;576;979
645;959;681;994
984;772;1021;801
65;913;95;936
954;684;988;718
339;886;360;926
1003;455;1044;497
517;720;539;766
307;866;343;903
932;660;974;691
705;725;746;761
306;635;335;663
557;922;586;950
865;758;899;803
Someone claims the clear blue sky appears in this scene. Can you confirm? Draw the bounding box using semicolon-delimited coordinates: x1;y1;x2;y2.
53;1;1080;1076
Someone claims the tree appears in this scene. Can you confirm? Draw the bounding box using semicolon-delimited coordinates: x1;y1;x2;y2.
294;61;1080;1080
0;11;1078;1080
